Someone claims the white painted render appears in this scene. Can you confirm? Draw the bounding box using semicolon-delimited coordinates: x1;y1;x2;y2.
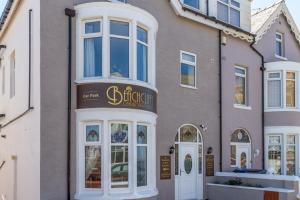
0;0;40;200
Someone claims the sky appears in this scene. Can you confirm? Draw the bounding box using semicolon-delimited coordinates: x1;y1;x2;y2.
0;0;299;28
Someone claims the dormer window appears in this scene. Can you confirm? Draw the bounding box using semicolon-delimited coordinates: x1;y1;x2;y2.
276;32;284;57
182;0;200;10
217;0;240;27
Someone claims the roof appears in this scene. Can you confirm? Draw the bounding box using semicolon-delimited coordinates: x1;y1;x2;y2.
251;0;300;45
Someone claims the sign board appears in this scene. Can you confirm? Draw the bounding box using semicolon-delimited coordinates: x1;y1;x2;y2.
160;156;171;180
77;83;157;113
206;155;214;176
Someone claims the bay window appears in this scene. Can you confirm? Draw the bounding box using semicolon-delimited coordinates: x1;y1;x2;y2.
217;0;240;27
267;72;282;108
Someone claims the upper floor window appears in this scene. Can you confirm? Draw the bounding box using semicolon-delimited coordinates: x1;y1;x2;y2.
180;51;196;88
234;66;247;106
275;32;284;57
266;71;297;109
137;27;148;82
182;0;200;10
217;0;240;27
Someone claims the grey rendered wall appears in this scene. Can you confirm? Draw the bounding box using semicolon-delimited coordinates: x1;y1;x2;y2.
221;35;263;171
255;14;300;63
255;14;300;127
40;0;76;199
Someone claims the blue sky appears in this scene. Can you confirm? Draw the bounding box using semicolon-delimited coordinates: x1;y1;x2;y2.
0;0;299;28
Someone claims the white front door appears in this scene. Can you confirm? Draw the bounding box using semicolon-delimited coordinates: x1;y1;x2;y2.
237;145;251;169
179;144;198;200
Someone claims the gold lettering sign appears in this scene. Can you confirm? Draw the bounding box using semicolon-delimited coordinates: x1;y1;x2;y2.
77;83;157;113
160;156;171;180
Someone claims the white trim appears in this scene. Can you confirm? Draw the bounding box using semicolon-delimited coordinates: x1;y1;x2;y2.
274;54;288;61
275;32;284;58
233;104;252;110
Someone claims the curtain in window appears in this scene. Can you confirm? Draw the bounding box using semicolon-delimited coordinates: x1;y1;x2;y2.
268;80;281;107
84;37;102;77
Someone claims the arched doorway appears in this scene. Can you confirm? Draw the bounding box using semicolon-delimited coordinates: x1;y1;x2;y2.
230;129;251;169
175;124;203;200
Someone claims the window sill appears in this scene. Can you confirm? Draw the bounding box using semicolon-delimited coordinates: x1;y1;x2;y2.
234;104;252;110
275;54;288;61
265;108;300;112
180;84;197;90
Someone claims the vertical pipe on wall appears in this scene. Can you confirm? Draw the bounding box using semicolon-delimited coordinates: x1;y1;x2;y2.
206;0;209;16
65;8;75;200
218;30;223;172
250;40;265;170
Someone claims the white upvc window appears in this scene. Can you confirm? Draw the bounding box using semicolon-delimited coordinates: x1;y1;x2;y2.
234;66;247;106
266;70;298;109
275;32;284;57
10;52;15;99
217;0;240;27
180;51;197;89
182;0;200;10
266;134;298;176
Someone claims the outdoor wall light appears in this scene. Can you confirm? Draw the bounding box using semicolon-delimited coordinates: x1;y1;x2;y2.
169;145;175;155
207;147;213;155
254;149;260;158
221;36;227;45
199;124;208;132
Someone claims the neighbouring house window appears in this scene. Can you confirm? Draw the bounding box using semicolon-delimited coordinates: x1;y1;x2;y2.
110;21;130;78
180;51;196;88
286;72;296;108
10;52;15;98
84;21;102;78
230;129;251;168
234;66;247;105
276;32;284;57
267;135;282;175
217;0;240;27
267;72;282;108
183;0;200;10
137;27;148;82
85;124;101;188
137;125;148;187
111;123;129;188
286;135;296;175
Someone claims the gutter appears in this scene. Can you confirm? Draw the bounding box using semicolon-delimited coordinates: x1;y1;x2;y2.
250;40;265;170
65;8;75;200
0;9;34;130
218;30;223;172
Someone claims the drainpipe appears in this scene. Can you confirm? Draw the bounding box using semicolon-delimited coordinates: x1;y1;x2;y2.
218;30;223;172
65;8;75;200
206;0;209;16
250;39;265;170
0;9;34;130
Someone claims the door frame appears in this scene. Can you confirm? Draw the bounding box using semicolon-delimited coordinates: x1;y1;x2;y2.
236;144;251;169
175;124;203;200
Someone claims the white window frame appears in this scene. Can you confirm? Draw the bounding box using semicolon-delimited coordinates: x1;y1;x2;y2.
286;134;297;175
275;32;284;58
266;71;283;109
217;0;241;27
82;19;103;79
266;134;283;175
180;51;197;89
181;0;201;10
136;24;149;83
285;71;297;108
234;66;248;106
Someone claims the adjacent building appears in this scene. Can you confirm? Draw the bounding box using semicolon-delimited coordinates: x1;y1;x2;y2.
0;0;298;200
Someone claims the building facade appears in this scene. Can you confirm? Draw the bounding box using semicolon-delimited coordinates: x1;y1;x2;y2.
0;0;298;200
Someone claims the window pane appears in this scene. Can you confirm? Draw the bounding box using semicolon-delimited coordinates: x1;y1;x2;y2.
287;135;296;144
286;79;295;107
268;80;281;107
231;145;236;166
85;146;101;188
182;53;196;63
198;145;202;174
110;38;129;78
111;146;128;188
181;63;195;87
86;125;100;142
231;129;250;143
220;0;229;3
180;125;197;142
235;67;245;75
287;72;296;79
276;41;282;56
183;0;200;9
217;2;229;22
286;146;296;175
137;27;148;43
111;123;128;143
137;125;147;144
268;72;280;79
235;75;246;105
137;146;147;187
230;0;240;7
230;8;240;27
269;136;281;145
268;145;281;175
276;33;282;40
110;21;129;36
84;37;102;77
85;21;101;34
137;43;148;82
